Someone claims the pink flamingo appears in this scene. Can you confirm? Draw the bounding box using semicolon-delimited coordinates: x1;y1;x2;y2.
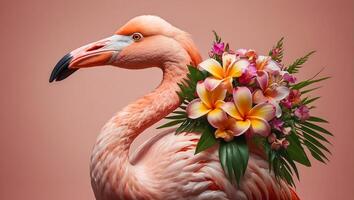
50;15;300;200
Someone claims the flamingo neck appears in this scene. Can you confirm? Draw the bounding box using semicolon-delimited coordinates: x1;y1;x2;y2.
90;57;190;198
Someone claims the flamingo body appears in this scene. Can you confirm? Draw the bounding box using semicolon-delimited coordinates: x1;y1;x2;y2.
50;15;300;200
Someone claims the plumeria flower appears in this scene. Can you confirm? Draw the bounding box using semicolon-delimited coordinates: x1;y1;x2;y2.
255;55;283;75
198;53;249;92
294;105;310;121
187;81;227;128
221;87;276;137
214;118;239;142
253;72;290;117
236;49;257;62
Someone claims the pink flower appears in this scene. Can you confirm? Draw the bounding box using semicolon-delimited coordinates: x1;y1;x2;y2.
238;64;257;84
282;139;290;149
283;73;297;83
270;138;290;150
281;98;292;109
294;105;310;121
281;89;301;108
211;42;225;56
271;118;284;131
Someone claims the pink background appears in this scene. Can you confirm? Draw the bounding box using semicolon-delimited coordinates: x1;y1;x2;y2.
1;0;353;199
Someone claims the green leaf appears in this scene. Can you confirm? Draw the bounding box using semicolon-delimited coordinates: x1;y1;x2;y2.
287;51;315;74
165;114;186;120
303;96;321;105
173;111;186;115
286;133;311;166
302;132;331;154
195;127;217;154
269;37;284;62
219;137;249;185
307;116;329;123
303;140;328;162
157;120;184;129
225;43;230;53
282;152;300;180
307;146;325;163
298;126;331;144
292;77;330;90
212;30;221;43
301;121;333;136
300;86;322;95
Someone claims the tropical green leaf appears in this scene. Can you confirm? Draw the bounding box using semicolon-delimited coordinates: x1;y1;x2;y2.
292;77;330;90
300;86;322;95
286;133;311;166
287;51;315;74
307;146;325;163
307;116;329;123
225;43;230;53
302;132;331;154
219;137;249;185
173;111;186;115
213;30;221;43
301;121;333;136
298;126;331;144
303;140;328;163
303;96;321;105
269;37;284;62
157;119;184;129
195;126;217;154
282;152;300;180
165;114;187;120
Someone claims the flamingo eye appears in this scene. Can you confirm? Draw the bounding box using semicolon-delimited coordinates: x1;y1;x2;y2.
132;33;143;41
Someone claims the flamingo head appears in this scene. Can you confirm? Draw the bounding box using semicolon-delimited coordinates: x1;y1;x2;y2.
49;15;201;82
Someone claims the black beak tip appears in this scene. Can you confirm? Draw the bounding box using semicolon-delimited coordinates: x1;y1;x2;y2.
49;53;78;83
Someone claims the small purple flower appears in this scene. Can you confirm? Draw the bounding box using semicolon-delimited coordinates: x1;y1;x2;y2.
281;98;292;109
294;105;310;121
271;118;284;131
211;42;225;56
283;73;297;83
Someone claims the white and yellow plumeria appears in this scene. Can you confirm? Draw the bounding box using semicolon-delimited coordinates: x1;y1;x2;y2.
221;87;276;137
198;53;249;92
187;81;227;128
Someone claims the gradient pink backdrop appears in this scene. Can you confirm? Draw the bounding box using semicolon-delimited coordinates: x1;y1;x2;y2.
1;0;353;199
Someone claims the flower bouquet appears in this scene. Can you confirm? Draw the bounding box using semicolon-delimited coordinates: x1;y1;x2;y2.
158;32;331;186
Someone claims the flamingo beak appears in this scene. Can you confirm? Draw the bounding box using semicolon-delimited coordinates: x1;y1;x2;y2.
49;35;133;82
